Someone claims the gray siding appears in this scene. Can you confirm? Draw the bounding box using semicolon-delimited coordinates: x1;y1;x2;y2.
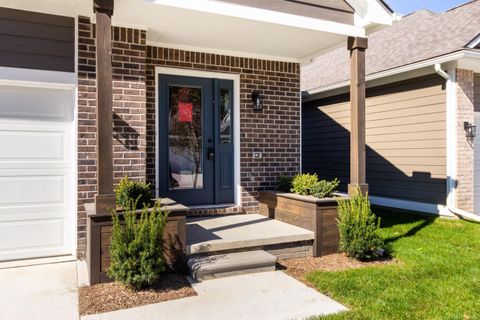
0;7;74;72
221;0;354;24
302;75;447;204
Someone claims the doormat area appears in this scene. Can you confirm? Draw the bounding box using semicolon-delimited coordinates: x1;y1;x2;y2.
79;273;197;316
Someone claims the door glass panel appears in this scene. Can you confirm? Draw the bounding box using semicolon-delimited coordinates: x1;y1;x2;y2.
219;88;232;144
168;86;203;190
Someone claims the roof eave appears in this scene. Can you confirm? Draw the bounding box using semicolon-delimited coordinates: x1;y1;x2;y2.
303;50;480;101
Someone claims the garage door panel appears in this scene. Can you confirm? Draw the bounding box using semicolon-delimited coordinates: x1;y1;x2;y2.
0;175;65;207
0;129;66;162
0;85;72;120
0;219;66;261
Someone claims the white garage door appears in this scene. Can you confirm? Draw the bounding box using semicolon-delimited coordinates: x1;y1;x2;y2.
0;81;75;261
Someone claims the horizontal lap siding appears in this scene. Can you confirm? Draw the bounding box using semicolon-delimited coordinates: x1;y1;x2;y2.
302;75;447;204
0;7;74;72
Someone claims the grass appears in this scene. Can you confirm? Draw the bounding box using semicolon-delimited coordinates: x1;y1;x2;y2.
309;209;480;320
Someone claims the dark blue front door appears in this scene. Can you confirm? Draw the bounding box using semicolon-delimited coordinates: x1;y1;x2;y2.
158;74;234;205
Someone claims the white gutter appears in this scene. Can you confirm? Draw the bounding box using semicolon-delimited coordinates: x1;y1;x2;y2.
434;63;480;223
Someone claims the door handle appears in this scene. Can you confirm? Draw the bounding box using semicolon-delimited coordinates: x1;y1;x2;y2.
207;148;215;160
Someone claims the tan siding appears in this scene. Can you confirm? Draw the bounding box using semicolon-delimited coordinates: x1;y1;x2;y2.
302;75;447;204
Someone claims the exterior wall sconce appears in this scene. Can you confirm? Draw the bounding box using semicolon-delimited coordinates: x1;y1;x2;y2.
252;91;263;111
464;121;476;139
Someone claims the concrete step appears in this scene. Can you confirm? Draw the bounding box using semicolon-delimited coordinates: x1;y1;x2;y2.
187;250;277;281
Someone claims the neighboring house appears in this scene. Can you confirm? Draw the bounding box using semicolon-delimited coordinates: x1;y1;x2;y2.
0;0;394;262
302;0;480;217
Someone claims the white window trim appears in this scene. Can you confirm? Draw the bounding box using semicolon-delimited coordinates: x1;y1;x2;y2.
154;67;241;206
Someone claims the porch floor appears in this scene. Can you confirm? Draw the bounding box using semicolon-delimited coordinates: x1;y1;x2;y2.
186;214;315;255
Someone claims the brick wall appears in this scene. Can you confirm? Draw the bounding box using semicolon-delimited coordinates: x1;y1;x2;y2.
77;17;147;258
77;19;301;258
455;69;475;212
145;47;301;213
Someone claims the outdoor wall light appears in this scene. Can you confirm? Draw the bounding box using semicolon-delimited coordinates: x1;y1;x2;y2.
464;121;476;139
252;91;263;111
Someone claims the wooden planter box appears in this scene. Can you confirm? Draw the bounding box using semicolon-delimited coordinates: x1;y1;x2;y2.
259;191;341;257
85;200;187;285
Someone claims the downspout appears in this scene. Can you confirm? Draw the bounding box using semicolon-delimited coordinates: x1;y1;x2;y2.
435;63;480;223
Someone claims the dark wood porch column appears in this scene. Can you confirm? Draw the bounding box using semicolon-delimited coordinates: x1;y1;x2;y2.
94;0;116;213
347;36;368;196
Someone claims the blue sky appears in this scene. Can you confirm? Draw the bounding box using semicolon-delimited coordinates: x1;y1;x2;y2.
386;0;469;14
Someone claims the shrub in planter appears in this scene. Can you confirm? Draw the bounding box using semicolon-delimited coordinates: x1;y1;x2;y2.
290;173;339;198
108;199;169;290
277;176;293;192
290;173;319;195
115;176;152;209
311;178;340;198
337;192;384;260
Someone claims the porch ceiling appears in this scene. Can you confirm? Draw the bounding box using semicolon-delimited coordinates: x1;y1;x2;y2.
112;0;365;62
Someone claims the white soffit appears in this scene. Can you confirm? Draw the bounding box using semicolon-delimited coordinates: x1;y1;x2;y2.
112;0;365;61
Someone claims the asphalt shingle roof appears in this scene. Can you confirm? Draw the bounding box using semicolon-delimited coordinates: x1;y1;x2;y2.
301;0;480;92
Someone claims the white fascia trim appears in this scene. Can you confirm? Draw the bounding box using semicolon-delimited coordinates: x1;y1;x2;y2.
146;41;300;63
154;67;242;207
467;35;480;49
149;0;365;38
368;195;454;217
0;67;76;90
345;0;395;27
305;50;480;97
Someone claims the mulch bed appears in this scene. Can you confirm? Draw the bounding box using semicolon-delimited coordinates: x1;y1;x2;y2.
278;253;394;285
78;272;197;316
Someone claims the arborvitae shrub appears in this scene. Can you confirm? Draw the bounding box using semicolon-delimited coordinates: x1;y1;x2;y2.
337;192;384;260
108;199;169;290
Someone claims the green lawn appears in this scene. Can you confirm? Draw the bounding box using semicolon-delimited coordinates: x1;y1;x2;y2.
309;209;480;320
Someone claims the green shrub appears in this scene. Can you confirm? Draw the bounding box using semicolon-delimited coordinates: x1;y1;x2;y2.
108;199;169;290
277;176;293;192
290;173;339;198
115;176;152;209
337;192;384;260
290;173;318;195
310;178;340;198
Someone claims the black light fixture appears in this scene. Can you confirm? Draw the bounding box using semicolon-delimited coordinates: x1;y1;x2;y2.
464;121;476;139
252;91;263;112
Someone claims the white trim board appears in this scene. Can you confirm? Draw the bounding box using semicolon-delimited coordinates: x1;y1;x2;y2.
154;67;242;207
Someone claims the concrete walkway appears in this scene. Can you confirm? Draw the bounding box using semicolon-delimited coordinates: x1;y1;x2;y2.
82;271;347;320
0;261;79;320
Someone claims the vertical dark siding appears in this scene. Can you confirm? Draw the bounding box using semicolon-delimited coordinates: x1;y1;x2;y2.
302;75;447;204
0;7;74;72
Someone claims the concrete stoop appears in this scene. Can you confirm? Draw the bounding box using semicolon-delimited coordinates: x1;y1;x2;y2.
187;250;277;281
